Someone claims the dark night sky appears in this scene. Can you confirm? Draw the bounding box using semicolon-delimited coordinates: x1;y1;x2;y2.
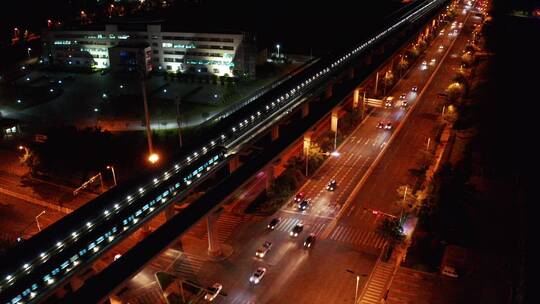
0;0;406;53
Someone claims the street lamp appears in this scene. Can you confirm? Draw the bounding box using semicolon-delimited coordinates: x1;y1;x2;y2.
346;269;367;303
276;44;281;58
106;165;117;187
334;125;338;151
27;48;31;59
35;210;46;231
148;153;160;164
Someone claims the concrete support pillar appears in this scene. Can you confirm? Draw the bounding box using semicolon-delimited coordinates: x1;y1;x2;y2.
207;210;222;257
353;88;360;109
360;91;366;120
265;164;275;191
109;295;123;304
365;54;373;66
271;125;279;141
303;131;313;158
228;155;240;173
374;71;380;97
331;108;339;133
138;222;152;240
164;205;175;221
164;204;183;250
302;103;310;118
325;84;333;99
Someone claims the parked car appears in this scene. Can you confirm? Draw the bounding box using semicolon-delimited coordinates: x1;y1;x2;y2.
441;266;459;278
204;283;223;301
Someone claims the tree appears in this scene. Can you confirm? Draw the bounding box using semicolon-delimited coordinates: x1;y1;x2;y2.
383;70;395;95
417;39;427;51
407;46;420;58
396;184;417;214
398;57;409;77
442;104;459;125
377;218;405;245
445;82;464;103
461;52;474;67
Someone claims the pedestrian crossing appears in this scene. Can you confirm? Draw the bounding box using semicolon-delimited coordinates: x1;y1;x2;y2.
123;287;165;304
170;252;207;281
273;217;326;235
184;213;247;243
359;261;395;304
329;225;388;249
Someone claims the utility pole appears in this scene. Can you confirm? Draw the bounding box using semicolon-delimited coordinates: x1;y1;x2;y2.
175;96;183;148
141;75;153;156
305;152;309;177
400;186;408;223
374;71;379;96
35;210;46;231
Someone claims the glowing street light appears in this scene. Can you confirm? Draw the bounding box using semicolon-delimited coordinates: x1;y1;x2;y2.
148;153;160;164
106;165;117;187
27;47;31;59
35;210;46;231
276;44;281;58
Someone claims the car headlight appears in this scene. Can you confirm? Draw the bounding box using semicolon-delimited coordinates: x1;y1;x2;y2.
290;231;294;236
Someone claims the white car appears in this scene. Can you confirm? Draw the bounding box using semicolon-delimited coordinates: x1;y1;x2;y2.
249;267;267;284
255;241;272;258
384;96;394;108
204;283;223;301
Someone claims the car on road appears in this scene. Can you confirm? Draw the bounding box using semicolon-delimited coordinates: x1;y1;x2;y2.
255;241;272;258
204;283;223;301
399;93;407;100
439;45;444;50
411;86;418;92
377;122;392;130
293;192;304;203
401;100;409;107
384;96;394;108
303;233;316;248
430;58;436;65
326;179;337;191
290;223;304;237
249;267;267;284
298;199;310;211
422;60;427;66
267;218;281;230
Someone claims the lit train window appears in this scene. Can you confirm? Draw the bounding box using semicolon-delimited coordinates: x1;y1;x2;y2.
60;261;69;269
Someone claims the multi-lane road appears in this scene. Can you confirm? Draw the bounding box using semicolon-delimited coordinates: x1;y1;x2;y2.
126;1;483;303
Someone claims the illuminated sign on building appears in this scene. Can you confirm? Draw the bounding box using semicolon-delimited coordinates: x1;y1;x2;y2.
54;40;72;45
